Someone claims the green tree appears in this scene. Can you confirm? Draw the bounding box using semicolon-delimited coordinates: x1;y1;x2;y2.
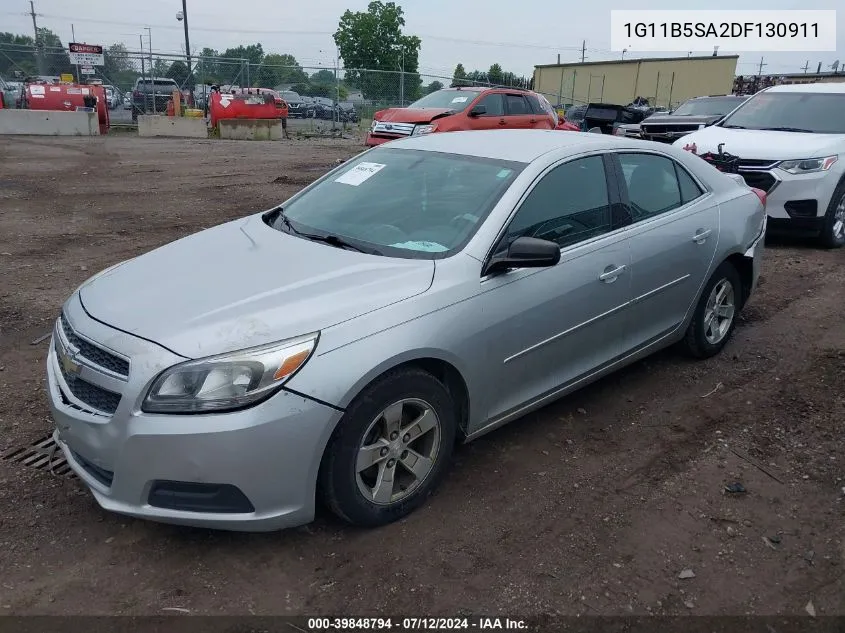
166;60;190;86
333;1;421;102
36;28;72;76
102;43;137;90
196;47;221;84
256;53;307;87
426;80;443;94
450;63;467;87
0;32;37;76
311;69;336;84
220;43;264;85
488;63;503;86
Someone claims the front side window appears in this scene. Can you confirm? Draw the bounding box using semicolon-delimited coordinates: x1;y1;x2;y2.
275;148;524;259
618;153;683;221
720;91;845;133
502;155;611;249
475;93;504;116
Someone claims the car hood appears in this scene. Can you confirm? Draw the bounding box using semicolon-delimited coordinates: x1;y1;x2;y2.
79;215;435;359
377;108;454;124
673;125;845;159
642;114;722;126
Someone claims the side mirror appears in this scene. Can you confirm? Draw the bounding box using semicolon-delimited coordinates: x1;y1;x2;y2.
484;236;561;275
469;104;487;117
587;126;603;134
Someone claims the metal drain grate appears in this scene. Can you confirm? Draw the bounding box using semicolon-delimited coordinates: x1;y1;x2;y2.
1;433;76;478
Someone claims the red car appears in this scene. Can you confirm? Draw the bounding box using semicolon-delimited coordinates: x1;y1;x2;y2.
366;86;558;146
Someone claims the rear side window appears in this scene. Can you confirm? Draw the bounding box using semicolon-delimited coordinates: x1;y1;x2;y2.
505;95;531;115
618;153;682;220
526;94;546;115
676;164;705;203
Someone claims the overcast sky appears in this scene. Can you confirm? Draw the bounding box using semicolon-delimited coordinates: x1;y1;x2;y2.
2;0;843;80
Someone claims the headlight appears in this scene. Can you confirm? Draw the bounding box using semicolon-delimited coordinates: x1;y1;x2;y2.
142;332;318;414
370;120;378;131
412;124;436;136
777;156;838;174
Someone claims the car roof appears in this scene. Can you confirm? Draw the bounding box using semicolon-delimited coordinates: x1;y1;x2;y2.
386;129;651;163
765;83;845;94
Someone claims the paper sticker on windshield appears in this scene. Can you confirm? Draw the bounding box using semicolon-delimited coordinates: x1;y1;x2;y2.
334;162;386;186
496;168;513;178
390;240;448;252
451;96;468;103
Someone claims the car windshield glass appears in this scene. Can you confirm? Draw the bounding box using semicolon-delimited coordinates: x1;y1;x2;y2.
720;92;845;133
672;97;745;116
275;148;524;259
407;90;477;111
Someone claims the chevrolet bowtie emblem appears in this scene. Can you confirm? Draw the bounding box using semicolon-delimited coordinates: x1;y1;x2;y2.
60;346;81;376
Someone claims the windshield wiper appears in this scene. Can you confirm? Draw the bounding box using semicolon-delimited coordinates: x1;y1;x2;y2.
280;215;377;254
758;126;814;133
721;124;747;129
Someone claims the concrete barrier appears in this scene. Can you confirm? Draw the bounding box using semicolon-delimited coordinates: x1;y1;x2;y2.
218;119;283;141
138;115;207;138
0;110;100;135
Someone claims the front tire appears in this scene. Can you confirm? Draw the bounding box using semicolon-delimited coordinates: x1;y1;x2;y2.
819;180;845;249
683;261;742;359
319;368;457;527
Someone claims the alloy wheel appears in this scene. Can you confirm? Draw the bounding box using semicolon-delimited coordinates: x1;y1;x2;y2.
355;398;441;505
703;279;736;345
832;193;845;241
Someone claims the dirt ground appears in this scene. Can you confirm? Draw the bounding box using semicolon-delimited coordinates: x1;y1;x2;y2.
0;136;843;617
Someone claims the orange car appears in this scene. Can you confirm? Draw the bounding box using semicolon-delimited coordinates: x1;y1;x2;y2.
366;86;558;146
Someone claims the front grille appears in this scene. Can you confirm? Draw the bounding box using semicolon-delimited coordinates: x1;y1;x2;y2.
372;121;415;136
641;124;700;136
740;171;778;193
738;159;780;170
60;313;129;376
56;339;121;414
71;450;114;487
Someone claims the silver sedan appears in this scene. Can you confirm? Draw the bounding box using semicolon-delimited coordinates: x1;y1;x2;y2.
47;130;766;531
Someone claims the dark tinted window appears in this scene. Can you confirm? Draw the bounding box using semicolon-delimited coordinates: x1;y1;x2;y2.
618;153;682;221
676;164;704;203
504;156;611;249
505;94;531;115
476;93;504;116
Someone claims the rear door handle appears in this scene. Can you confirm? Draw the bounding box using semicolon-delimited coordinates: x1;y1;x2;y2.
499;119;507;125
530;118;537;124
692;228;712;244
599;264;627;282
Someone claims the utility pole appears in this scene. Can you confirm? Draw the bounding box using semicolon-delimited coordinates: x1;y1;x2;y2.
71;23;80;83
179;0;192;101
29;0;46;76
801;60;810;73
580;40;587;63
757;56;767;76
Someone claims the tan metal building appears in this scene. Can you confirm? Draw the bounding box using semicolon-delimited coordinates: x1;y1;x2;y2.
533;55;739;109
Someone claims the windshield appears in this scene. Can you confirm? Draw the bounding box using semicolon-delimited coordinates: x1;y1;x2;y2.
275;148;524;259
407;89;478;111
720;92;845;133
672;97;745;116
281;91;301;101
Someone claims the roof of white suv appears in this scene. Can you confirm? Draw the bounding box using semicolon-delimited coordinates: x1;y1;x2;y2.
766;83;845;94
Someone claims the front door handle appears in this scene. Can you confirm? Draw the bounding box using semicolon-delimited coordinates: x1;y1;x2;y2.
692;228;712;244
599;264;626;282
499;119;507;125
529;118;537;124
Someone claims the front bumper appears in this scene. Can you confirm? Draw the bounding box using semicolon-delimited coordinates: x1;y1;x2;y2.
46;296;343;532
743;169;837;231
365;133;401;147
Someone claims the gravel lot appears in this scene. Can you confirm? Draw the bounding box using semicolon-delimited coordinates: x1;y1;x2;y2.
0;135;843;617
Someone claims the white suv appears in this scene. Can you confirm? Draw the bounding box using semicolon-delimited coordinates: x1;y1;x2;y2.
674;83;845;248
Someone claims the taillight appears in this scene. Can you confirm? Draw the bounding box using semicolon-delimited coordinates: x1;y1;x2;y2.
751;187;767;207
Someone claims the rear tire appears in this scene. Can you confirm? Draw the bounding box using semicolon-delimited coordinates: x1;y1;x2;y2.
319;368;457;527
683;261;742;359
818;180;845;249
